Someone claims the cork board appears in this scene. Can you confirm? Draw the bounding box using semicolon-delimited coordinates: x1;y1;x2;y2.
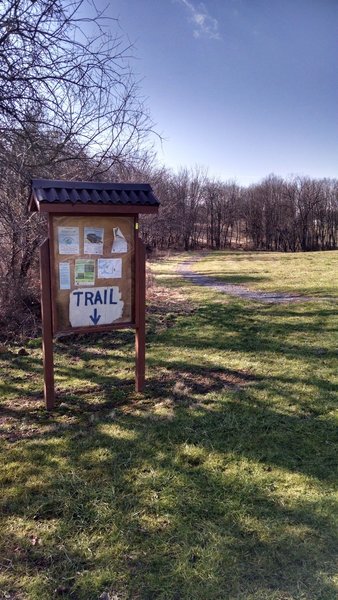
50;215;135;333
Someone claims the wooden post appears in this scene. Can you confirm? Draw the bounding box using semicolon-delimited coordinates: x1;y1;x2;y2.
135;237;146;392
40;239;55;410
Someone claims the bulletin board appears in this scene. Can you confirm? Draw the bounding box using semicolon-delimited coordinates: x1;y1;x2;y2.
50;215;135;334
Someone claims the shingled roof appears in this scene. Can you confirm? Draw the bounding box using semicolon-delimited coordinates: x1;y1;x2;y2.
29;179;160;214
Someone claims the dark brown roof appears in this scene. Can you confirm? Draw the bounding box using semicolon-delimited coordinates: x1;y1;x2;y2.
29;179;160;213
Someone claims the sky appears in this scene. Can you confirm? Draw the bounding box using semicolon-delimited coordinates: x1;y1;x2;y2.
97;0;337;185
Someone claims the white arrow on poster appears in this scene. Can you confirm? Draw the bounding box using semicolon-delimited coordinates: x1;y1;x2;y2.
69;286;124;327
111;227;128;253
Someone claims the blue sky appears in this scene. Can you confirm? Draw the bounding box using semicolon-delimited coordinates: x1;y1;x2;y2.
99;1;337;185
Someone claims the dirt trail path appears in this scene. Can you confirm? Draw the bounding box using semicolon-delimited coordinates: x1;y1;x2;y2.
178;255;332;304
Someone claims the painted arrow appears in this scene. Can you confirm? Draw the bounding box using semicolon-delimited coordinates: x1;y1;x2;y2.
89;308;101;325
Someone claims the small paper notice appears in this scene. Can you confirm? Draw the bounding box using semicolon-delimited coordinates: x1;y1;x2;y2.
84;227;104;254
59;262;71;290
98;258;122;279
75;259;95;286
111;227;127;253
58;227;80;254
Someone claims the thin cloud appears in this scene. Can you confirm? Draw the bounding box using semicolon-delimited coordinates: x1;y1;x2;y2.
178;0;221;40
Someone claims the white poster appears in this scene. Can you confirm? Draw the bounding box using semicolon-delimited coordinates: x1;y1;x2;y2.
59;262;71;290
97;258;122;279
69;286;124;327
111;227;128;253
58;227;80;255
84;227;104;254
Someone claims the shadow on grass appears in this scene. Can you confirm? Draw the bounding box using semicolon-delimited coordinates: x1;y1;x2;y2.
187;272;269;286
151;301;338;361
1;395;337;599
0;302;337;599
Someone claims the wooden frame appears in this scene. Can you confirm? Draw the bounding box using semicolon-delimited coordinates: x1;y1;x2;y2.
40;239;55;410
38;204;157;214
28;197;158;214
38;211;146;410
30;180;159;411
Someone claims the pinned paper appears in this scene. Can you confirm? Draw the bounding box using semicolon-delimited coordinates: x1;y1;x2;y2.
84;227;104;254
98;258;122;279
111;227;127;253
75;259;95;286
58;227;79;254
59;262;71;290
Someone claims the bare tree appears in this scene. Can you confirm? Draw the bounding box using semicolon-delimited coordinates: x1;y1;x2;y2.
205;180;240;249
0;0;154;174
0;1;156;337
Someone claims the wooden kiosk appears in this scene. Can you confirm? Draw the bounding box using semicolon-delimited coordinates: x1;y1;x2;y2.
29;179;160;410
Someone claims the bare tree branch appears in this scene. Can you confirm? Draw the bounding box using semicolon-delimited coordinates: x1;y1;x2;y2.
0;0;155;170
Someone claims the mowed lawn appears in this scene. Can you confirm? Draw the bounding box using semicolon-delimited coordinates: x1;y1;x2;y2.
0;251;337;600
193;250;338;297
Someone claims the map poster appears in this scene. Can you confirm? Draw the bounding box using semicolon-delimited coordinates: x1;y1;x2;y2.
84;227;104;254
58;227;80;254
74;259;95;286
97;258;122;279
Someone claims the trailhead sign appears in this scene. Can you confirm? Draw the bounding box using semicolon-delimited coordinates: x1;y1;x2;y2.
28;179;160;409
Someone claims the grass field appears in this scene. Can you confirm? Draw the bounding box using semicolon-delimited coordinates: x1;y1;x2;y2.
193;250;338;297
0;251;337;600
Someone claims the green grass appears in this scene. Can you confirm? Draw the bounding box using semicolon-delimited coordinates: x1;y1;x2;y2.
193;250;338;296
0;251;337;599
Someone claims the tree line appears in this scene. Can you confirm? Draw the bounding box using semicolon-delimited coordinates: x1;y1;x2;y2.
141;168;338;253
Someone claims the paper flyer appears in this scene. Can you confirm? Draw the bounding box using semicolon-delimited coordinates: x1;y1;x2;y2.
111;227;128;253
97;258;122;279
58;227;80;254
84;227;104;254
59;262;71;290
74;259;95;286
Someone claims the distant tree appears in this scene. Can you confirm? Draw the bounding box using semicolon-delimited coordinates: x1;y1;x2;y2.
284;177;324;251
173;167;206;250
205;181;239;249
